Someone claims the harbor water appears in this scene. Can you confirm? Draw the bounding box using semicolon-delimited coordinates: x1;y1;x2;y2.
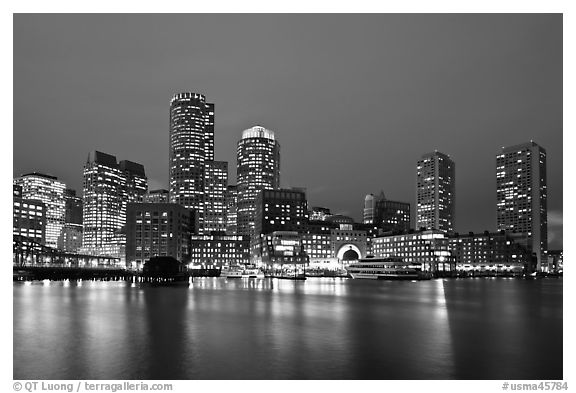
13;277;563;380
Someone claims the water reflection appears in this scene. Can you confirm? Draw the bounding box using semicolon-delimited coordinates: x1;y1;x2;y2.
13;278;562;380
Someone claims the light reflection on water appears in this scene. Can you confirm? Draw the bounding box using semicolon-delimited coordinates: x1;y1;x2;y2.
13;277;562;380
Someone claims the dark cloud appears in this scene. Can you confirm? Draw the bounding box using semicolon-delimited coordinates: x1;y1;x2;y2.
13;14;562;248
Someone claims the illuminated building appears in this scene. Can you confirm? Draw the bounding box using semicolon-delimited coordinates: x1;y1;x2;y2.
225;185;238;235
496;142;547;272
255;231;308;268
309;206;332;222
14;172;66;249
416;151;455;232
363;194;375;224
372;192;411;233
13;184;46;245
371;230;454;274
254;188;308;236
143;189;170;203
448;231;529;275
189;234;250;267
82;151;148;260
236;125;280;237
204;160;228;233
546;250;562;273
126;203;193;269
169;92;214;233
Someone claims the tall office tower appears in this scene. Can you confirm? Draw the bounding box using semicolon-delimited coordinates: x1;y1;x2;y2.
120;160;148;203
496;141;547;271
169;92;214;234
204;160;228;233
372;192;411;233
14;172;66;249
225;185;238;235
416;151;455;232
236;126;280;237
82;151;148;259
57;188;83;253
363;193;375;224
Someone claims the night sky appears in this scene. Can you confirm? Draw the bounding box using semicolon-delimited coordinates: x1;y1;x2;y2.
13;14;563;248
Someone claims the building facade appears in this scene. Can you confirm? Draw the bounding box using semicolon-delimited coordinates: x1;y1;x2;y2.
82;151;147;260
169;92;214;233
254;188;308;236
14;173;66;249
369;191;411;233
363;194;375;224
225;185;238;235
143;189;170;203
125;202;193;269
416;151;455;232
309;206;332;222
496;141;547;271
189;234;250;267
448;231;529;275
236;126;280;237
13;184;46;245
204;160;228;234
371;230;454;273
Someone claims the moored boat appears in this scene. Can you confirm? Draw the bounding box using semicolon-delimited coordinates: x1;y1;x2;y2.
346;256;430;280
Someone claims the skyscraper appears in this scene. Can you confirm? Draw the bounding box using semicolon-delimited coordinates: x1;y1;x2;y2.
14;172;66;249
416;151;455;232
236;126;280;237
363;194;375;224
57;188;83;253
169;92;214;233
82;151;147;260
204;160;228;233
496;141;547;271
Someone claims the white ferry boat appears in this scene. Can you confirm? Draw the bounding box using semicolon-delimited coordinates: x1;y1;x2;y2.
221;266;264;279
346;256;430;280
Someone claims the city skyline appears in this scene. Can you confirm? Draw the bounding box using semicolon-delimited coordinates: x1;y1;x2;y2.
13;14;563;248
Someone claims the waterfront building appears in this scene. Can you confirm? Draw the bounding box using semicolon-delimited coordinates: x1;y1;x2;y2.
254;188;308;236
143;189;170;203
416;151;455;232
57;225;83;254
236;125;280;237
125;202;193;269
82;151;148;261
13;184;46;245
331;225;368;262
254;231;308;269
225;185;238;235
14;172;66;249
371;230;454;274
363;194;375;224
496;141;547;271
204;160;228;234
309;206;332;222
169;92;214;233
546;250;563;273
448;231;529;275
301;221;336;269
189;234;250;267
